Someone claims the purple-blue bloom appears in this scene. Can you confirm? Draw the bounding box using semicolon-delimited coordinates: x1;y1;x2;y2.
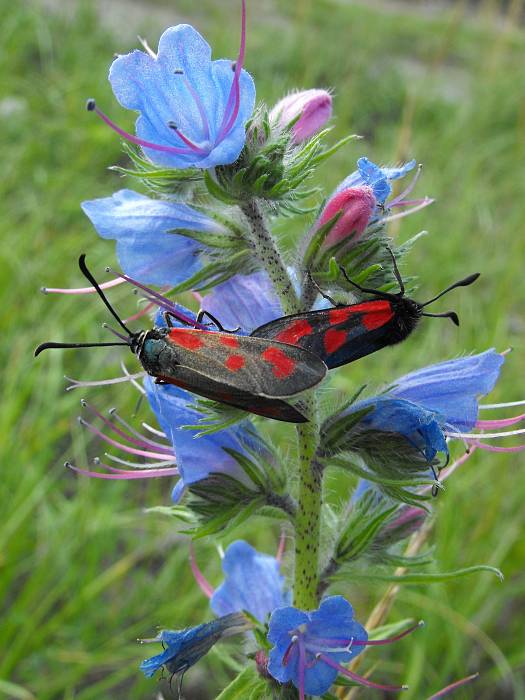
202;271;283;335
347;349;504;462
144;377;268;502
93;3;255;169
81;189;224;286
140;612;250;678
210;540;290;622
336;157;416;204
267;596;367;697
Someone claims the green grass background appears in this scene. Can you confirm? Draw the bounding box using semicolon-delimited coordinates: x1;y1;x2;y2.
1;0;524;698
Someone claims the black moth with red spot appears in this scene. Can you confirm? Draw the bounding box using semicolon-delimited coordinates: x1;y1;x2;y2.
252;258;480;370
34;256;327;423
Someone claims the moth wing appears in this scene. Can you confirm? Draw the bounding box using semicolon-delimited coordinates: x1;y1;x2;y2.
165;329;326;398
252;302;395;369
155;367;308;423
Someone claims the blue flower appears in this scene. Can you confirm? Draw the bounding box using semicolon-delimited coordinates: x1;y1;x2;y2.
210;540;290;622
268;596;416;697
91;6;255;169
347;350;504;462
202;271;284;335
268;596;367;697
140;612;250;678
144;376;268;502
81;189;225;286
336;157;416;204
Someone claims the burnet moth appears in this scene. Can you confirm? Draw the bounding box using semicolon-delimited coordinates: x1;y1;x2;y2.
251;254;480;370
34;256;327;423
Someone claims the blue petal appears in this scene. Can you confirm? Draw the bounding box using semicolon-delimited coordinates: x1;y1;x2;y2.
210;540;289;622
390;350;504;431
267;607;310;685
144;377;263;494
202;272;283;335
109;26;255;168
81;189;222;285
382;159;417;180
353;396;448;462
334;157;416;204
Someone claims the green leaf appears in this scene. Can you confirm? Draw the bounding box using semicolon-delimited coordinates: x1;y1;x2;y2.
332;565;504;584
214;665;268;700
204;169;240;204
311;133;362;166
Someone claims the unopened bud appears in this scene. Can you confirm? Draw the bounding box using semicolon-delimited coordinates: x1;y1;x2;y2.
270;89;332;143
319;185;376;249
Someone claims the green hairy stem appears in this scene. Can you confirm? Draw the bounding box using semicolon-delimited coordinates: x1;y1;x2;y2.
240;199;300;316
242;199;322;611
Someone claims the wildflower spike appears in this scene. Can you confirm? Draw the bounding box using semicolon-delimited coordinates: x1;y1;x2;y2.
36;257;327;422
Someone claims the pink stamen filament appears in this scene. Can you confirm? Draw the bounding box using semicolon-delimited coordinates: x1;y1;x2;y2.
282;636;298;666
120;360;146;396
189;543;215;598
167;122;208;153
476;413;525;429
389;165;422;207
103;454;174;469
276;529;287;563
298;637;306;700
391;197;431;208
429;672;479;698
480;399;525;409
381;197;434;223
142;422;168;439
41;277;125;295
109;408;172;451
318;654;407;692
216;0;246;143
81;402;172;453
79;417;170;459
446;427;525;439
124;299;157;324
66;372;146;391
305;621;421;654
66;461;178;480
466;439;525;453
107;269;206;330
88;100;208;156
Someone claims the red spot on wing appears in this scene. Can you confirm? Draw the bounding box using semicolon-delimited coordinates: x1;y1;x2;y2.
262;346;296;379
225;354;245;371
220;335;240;348
168;328;204;350
323;328;347;354
328;301;394;330
275;319;313;345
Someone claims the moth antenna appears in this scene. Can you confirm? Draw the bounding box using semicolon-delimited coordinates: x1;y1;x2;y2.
78;254;133;336
385;246;405;296
102;323;131;342
420;273;480;308
338;265;397;301
34;341;129;357
421;310;460;326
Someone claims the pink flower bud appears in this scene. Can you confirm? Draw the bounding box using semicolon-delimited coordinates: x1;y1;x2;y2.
319;185;376;249
270;89;332;143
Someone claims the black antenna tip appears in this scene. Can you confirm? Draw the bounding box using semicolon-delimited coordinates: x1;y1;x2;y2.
450;311;460;326
464;272;480;286
86;98;96;112
35;343;49;357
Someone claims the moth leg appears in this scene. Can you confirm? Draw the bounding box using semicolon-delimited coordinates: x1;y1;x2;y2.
164;311;193;328
305;270;339;307
195;309;240;333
